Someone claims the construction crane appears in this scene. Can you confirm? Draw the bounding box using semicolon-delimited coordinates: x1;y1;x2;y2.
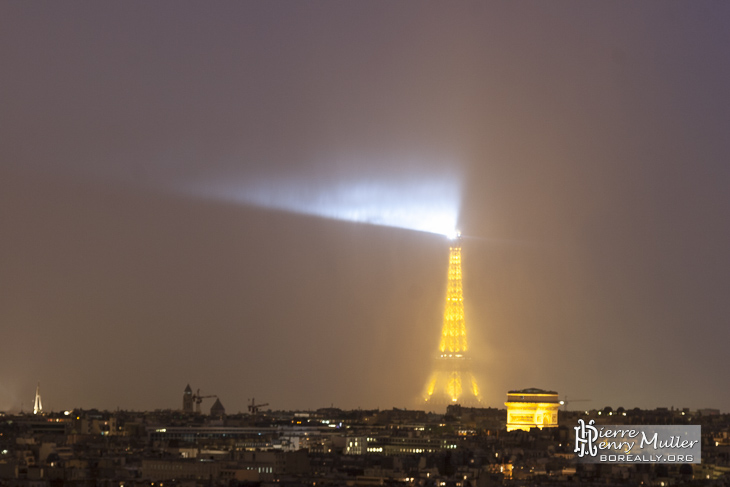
248;398;269;414
560;396;591;411
193;389;217;414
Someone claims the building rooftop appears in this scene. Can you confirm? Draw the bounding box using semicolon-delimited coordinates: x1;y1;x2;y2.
508;388;557;395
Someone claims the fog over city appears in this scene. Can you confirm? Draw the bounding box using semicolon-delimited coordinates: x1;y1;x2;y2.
1;2;729;413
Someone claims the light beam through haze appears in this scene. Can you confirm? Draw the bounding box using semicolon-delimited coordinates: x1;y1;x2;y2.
187;171;462;237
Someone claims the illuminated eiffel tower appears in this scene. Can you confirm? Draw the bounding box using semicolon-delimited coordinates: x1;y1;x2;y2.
424;233;481;407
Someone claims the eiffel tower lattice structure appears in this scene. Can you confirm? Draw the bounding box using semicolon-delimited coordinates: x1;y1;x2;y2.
424;233;481;407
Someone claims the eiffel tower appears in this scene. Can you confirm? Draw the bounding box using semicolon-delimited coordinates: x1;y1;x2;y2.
424;233;481;407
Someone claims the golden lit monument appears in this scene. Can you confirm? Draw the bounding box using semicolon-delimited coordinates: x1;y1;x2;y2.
424;233;481;406
505;388;560;431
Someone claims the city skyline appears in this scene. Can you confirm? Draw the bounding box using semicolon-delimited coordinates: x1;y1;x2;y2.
1;2;729;414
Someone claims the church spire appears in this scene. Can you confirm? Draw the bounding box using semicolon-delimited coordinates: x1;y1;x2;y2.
33;382;42;415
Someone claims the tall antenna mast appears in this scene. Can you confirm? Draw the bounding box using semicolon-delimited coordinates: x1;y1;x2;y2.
33;382;43;415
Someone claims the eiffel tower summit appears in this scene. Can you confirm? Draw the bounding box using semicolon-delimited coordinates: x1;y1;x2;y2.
424;232;481;407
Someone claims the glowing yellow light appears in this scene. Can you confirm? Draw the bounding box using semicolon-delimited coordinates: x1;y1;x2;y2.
425;237;481;405
426;376;436;396
438;245;467;353
505;390;560;432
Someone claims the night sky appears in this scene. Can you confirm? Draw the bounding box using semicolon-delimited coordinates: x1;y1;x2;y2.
2;2;729;414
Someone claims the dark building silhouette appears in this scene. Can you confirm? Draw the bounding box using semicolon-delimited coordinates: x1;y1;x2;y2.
210;398;226;418
182;384;194;413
